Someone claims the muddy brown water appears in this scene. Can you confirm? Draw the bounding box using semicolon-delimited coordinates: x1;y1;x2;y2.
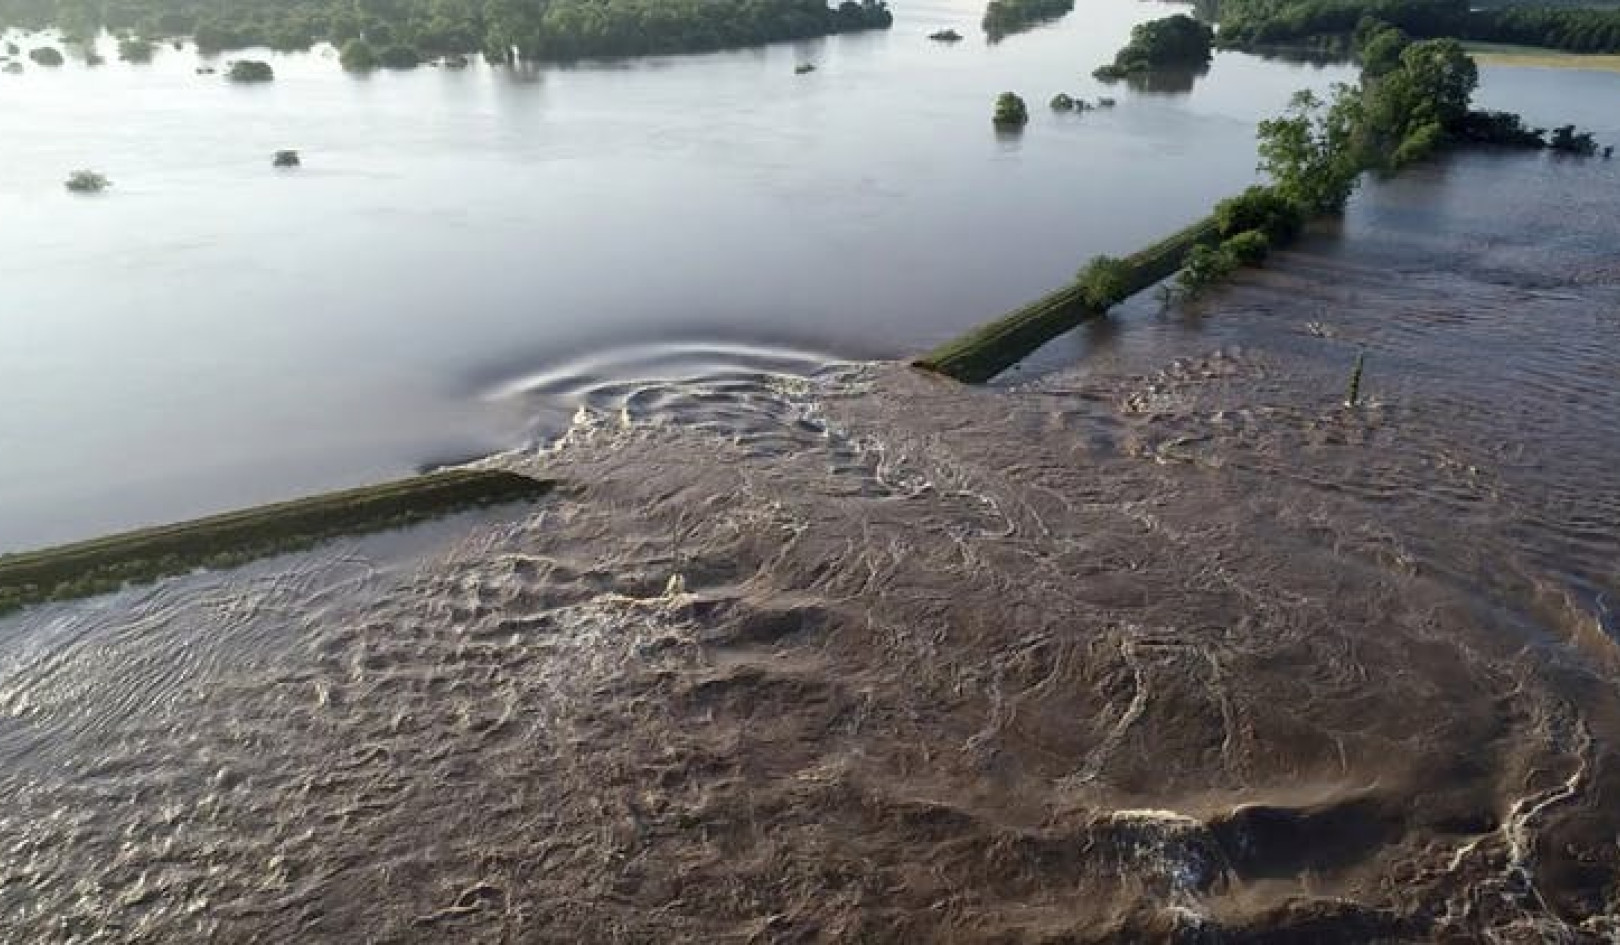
2;148;1619;942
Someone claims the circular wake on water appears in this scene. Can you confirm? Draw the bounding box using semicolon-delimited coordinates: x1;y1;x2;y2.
4;186;1620;941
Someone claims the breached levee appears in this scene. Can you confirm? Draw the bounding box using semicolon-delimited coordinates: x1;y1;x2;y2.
0;469;555;616
914;216;1219;383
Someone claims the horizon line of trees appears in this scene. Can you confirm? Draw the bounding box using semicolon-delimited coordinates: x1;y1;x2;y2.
1215;0;1620;55
0;0;894;62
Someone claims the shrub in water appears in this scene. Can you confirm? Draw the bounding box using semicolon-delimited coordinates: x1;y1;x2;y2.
1222;229;1270;266
340;38;377;70
119;37;156;62
377;43;421;68
1178;243;1240;295
65;170;111;193
1214;185;1304;243
1077;255;1131;309
993;91;1029;128
227;59;274;82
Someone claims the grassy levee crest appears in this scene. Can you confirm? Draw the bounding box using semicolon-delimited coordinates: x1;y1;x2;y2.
0;469;556;617
913;216;1220;383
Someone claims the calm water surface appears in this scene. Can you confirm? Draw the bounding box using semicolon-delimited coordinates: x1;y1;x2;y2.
0;0;1362;549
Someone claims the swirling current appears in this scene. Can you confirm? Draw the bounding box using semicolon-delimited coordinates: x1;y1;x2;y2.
2;152;1619;943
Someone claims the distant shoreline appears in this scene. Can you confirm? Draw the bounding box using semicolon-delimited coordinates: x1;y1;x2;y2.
1465;41;1620;72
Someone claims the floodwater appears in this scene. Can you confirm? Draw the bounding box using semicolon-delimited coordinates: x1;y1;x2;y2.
0;0;1362;550
3;3;1620;940
2;99;1619;941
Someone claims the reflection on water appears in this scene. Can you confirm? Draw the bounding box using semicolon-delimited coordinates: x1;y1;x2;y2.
1;145;1618;941
1119;63;1211;96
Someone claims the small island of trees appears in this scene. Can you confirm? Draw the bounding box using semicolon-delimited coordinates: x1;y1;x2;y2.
992;91;1029;128
65;170;111;192
28;45;64;65
982;0;1075;40
1093;14;1213;81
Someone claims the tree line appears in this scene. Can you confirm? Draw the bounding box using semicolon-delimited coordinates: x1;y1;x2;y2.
0;0;893;61
1216;0;1620;55
1465;6;1620;54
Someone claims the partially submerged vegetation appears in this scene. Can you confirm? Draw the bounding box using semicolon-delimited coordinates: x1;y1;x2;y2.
0;469;555;618
226;58;273;81
0;0;894;63
27;44;62;65
920;28;1608;382
928;28;963;42
982;0;1074;40
118;35;155;61
1458;110;1605;153
1094;14;1212;80
339;36;377;69
992;91;1029;128
1051;94;1112;111
64;169;111;192
1345;350;1366;406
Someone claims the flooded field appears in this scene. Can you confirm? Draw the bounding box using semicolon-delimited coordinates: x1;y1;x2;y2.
2;142;1619;940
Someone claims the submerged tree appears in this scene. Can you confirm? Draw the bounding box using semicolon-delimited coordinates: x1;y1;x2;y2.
1358;38;1476;167
339;37;377;69
377;43;421;68
226;59;273;81
1549;124;1598;155
1257;86;1365;214
65;169;111;192
993;91;1029;128
119;37;157;62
